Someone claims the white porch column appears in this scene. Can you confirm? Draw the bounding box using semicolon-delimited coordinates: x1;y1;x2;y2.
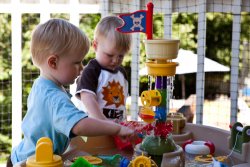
11;0;22;148
230;0;242;123
196;0;207;124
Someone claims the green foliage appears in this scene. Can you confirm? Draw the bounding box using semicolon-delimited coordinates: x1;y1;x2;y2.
172;13;198;52
0;14;12;136
206;13;232;65
51;13;69;20
0;14;11;80
21;14;40;115
0;133;11;162
22;14;40;70
80;14;101;64
0;134;11;153
153;14;164;38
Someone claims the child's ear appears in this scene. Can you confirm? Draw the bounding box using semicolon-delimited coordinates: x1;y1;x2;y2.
47;55;58;69
92;40;97;51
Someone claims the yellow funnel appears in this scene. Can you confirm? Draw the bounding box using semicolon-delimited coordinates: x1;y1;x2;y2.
26;137;63;167
146;61;179;76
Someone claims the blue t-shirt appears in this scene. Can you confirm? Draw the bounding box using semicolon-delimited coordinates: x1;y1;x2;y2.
11;76;88;164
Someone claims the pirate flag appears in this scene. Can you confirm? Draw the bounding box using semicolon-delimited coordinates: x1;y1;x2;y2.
116;2;154;39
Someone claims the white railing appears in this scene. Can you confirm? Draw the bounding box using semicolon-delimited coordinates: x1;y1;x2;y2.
0;0;249;148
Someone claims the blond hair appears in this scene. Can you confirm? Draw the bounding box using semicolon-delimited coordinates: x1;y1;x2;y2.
31;18;90;67
94;15;132;53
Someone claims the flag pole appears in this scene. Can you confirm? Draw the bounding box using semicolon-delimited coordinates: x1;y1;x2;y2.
146;1;154;39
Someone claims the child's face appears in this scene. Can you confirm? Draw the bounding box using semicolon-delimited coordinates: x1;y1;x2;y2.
94;38;127;71
55;51;84;86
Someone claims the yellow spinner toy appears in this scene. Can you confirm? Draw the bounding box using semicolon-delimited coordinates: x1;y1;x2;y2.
129;153;158;167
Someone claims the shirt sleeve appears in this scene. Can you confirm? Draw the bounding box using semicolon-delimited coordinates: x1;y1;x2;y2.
76;60;101;97
51;92;88;138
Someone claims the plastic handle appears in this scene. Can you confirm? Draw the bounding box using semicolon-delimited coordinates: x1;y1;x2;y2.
236;126;250;136
236;126;243;132
36;137;53;162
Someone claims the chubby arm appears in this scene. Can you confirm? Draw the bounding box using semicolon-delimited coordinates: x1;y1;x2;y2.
80;91;107;120
71;117;134;137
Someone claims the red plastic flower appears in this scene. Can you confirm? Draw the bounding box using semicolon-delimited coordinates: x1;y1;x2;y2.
120;121;173;139
153;122;173;138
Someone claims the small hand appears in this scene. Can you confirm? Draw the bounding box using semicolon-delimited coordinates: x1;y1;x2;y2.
118;126;138;142
118;126;134;136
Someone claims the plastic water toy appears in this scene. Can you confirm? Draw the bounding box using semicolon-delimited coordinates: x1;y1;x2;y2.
98;154;122;166
145;61;179;77
139;107;155;123
166;113;186;134
73;155;102;165
140;90;162;107
116;1;183;166
144;39;180;60
212;157;228;167
138;123;176;166
120;157;130;167
71;157;93;167
116;1;184;166
117;0;179;122
26;137;63;167
114;121;143;150
129;153;157;167
194;154;227;163
182;139;215;155
230;122;250;153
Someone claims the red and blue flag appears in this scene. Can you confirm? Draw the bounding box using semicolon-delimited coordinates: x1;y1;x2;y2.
117;10;147;33
116;2;154;39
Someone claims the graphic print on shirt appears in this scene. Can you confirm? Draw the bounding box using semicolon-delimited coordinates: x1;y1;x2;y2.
102;80;125;108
